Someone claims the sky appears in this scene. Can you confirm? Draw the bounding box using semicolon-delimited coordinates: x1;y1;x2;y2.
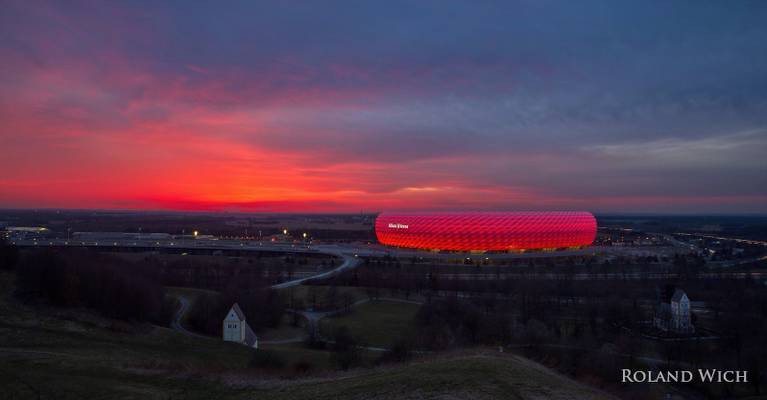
1;1;766;214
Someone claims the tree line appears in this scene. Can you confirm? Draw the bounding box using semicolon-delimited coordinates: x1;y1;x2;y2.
10;247;173;324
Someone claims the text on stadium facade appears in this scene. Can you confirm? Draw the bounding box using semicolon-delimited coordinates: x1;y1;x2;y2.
388;223;409;229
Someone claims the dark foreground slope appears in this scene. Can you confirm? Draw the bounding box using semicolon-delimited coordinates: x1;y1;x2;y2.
0;272;612;400
253;352;615;400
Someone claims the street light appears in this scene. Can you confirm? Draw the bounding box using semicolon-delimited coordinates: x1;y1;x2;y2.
193;230;199;237
283;228;288;235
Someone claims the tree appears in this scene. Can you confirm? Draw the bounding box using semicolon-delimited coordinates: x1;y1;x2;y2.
308;286;319;310
15;249;168;324
381;336;412;363
747;355;762;396
325;285;339;310
341;292;354;313
249;349;286;370
524;319;551;351
0;239;19;271
330;326;361;370
187;292;225;335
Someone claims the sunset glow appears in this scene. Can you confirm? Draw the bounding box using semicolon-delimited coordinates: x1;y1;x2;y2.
1;1;766;213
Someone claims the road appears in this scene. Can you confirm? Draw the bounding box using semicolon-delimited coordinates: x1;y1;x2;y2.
169;295;212;340
11;237;628;261
271;252;360;289
674;232;767;247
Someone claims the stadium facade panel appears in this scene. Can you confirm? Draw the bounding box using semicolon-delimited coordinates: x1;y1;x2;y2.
375;212;596;251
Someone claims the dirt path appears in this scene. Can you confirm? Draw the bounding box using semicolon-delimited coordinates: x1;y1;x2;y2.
169;295;213;340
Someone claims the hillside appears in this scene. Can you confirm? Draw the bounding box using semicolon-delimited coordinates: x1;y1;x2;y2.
0;271;614;399
250;352;616;400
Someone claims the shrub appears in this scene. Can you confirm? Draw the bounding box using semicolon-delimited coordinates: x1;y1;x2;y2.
380;336;412;363
249;350;286;370
0;240;19;271
330;326;361;370
292;361;314;375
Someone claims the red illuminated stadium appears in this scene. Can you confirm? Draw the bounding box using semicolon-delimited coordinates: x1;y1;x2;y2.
375;212;597;251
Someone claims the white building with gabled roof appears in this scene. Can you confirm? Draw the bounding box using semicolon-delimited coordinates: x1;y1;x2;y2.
223;303;258;348
654;286;694;334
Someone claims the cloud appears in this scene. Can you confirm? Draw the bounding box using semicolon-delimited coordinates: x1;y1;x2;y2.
586;129;767;169
1;1;766;213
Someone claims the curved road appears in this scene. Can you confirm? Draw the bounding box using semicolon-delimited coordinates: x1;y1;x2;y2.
170;295;213;340
271;252;360;289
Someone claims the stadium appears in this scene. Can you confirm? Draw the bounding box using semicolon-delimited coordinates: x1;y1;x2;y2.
375;212;597;252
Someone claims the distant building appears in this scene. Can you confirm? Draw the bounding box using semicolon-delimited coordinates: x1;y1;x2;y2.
71;232;172;241
5;226;49;233
222;303;258;348
5;226;50;240
139;232;173;240
654;286;694;334
375;211;596;251
73;232;137;241
266;233;292;242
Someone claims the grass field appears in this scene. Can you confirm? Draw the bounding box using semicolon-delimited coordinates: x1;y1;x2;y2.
320;300;420;348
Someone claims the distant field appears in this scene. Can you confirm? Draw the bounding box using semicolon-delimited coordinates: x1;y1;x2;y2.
321;300;421;348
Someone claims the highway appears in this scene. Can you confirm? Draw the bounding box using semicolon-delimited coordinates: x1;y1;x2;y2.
10;236;627;261
674;232;767;247
12;236;764;279
405;270;767;281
